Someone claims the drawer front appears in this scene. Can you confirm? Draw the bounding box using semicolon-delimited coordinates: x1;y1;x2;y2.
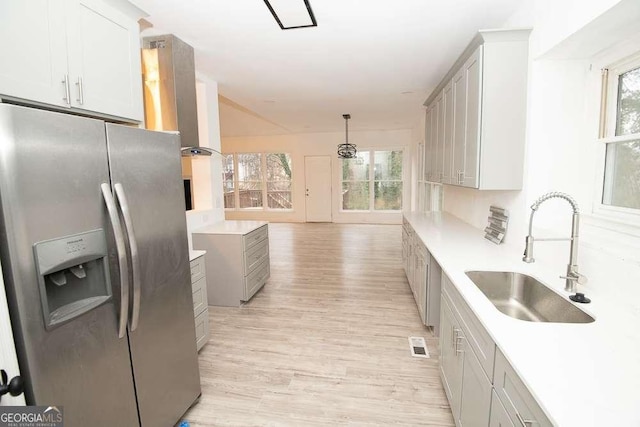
442;275;496;379
192;276;207;315
244;238;269;275
243;258;270;302
194;308;210;351
190;255;206;283
243;225;268;250
494;349;552;427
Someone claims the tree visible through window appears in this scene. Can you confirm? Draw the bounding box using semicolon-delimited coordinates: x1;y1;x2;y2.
341;150;403;211
267;154;293;209
374;151;403;210
222;153;293;210
603;63;640;210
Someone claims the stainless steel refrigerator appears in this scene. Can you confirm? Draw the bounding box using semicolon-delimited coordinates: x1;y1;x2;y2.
0;104;201;426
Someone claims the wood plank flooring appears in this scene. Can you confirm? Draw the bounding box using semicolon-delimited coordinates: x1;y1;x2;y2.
184;223;454;426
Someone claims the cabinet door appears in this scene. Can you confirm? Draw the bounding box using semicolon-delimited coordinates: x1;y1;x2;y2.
490;391;515;427
413;247;427;323
429;102;439;182
67;0;143;121
442;80;454;184
452;67;466;186
462;46;482;188
439;298;463;419
459;343;492;427
423;108;431;181
0;1;69;108
431;93;443;182
424;107;433;181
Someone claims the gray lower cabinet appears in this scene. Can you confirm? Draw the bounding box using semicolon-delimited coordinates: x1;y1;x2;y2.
440;297;464;418
193;222;270;307
190;254;210;351
490;390;515;427
402;217;441;330
440;274;551;427
440;292;491;427
459;339;492;427
493;349;553;427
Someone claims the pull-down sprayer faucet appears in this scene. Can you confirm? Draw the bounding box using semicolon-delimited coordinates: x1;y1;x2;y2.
522;192;589;301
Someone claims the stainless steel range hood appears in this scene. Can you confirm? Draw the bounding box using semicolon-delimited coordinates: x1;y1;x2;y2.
141;34;213;157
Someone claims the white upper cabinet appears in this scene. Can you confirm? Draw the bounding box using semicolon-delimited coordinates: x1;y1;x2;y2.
0;0;145;122
423;29;531;190
0;1;69;108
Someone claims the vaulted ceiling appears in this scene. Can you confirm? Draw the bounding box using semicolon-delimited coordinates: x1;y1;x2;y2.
131;0;524;136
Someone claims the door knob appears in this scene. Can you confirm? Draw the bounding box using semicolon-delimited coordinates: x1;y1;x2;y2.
0;369;25;401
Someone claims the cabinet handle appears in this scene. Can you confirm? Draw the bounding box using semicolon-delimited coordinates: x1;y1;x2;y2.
455;335;464;354
62;74;71;105
515;412;535;426
76;76;84;105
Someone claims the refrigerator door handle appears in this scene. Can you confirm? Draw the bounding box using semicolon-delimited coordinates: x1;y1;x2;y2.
114;183;141;332
101;183;129;338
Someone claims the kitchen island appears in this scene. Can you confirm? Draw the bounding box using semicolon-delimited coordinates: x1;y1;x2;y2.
193;220;270;307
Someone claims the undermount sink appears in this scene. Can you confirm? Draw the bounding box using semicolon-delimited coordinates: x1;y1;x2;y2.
465;271;594;324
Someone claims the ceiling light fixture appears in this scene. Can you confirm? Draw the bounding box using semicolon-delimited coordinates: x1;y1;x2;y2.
337;114;357;159
263;0;317;30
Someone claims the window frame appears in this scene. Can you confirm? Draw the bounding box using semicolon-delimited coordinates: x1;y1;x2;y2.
340;148;405;213
593;51;640;224
223;152;294;212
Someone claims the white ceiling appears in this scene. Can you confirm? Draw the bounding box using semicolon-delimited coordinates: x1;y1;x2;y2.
131;0;524;137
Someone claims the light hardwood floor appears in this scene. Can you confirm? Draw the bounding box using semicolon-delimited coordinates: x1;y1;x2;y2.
184;223;455;426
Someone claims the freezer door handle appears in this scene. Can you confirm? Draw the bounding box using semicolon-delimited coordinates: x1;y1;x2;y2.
114;183;141;332
101;183;129;338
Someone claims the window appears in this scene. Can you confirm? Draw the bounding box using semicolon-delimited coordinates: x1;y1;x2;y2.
374;151;403;210
341;150;403;211
238;153;263;208
601;54;640;212
266;153;293;209
223;153;293;210
222;154;235;209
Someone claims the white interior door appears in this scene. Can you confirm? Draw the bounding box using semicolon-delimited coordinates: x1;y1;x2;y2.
305;156;332;222
0;261;25;406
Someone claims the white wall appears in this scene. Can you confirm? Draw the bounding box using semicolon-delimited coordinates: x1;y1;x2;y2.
185;75;225;250
222;129;412;224
417;0;640;306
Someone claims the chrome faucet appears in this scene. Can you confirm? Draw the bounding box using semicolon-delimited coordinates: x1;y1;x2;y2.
522;192;587;294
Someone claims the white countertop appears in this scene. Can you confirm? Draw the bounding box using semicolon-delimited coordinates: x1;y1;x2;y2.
404;211;640;427
189;250;206;262
192;220;268;235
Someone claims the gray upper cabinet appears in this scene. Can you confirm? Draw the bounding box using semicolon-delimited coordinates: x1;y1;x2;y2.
0;0;144;122
424;29;531;190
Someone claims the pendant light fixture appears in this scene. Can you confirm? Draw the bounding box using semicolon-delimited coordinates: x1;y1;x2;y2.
337;114;357;159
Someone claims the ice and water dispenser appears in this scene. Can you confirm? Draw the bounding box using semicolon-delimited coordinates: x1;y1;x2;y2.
33;229;113;329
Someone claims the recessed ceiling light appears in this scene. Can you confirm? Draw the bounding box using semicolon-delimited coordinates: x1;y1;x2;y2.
263;0;317;30
401;91;414;95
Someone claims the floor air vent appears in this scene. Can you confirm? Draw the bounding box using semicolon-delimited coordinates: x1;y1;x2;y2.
409;336;430;358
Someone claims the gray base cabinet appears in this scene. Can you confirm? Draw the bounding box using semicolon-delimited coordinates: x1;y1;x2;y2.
190;254;210;351
440;274;552;427
193;221;270;307
489;390;514;427
440;284;492;427
402;216;441;331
